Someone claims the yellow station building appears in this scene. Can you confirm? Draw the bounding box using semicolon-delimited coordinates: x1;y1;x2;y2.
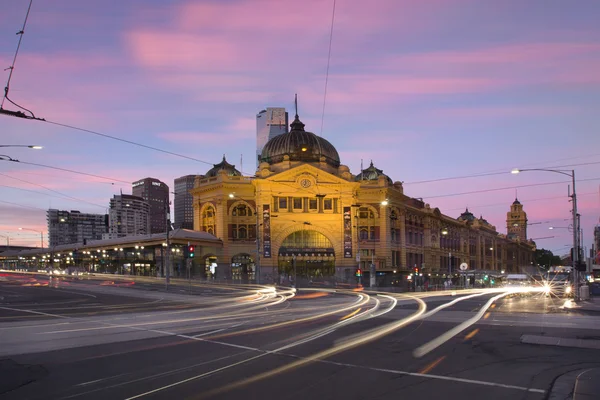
191;112;535;286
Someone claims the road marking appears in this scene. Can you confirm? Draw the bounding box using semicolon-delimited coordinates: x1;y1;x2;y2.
413;291;512;358
340;307;361;321
0;306;70;319
520;334;600;350
419;355;446;374
464;328;479;341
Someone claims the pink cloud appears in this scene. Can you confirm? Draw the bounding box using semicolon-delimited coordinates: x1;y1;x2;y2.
432;105;581;119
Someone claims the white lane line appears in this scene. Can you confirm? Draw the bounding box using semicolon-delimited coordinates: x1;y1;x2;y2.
325;360;545;394
126;296;424;399
413;291;511;358
0;306;70;319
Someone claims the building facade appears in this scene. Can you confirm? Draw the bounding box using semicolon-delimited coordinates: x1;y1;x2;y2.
132;177;169;234
191;112;535;284
174;175;197;230
105;194;150;239
47;209;107;247
256;107;288;167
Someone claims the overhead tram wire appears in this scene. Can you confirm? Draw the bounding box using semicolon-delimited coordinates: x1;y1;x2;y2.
403;160;600;185
0;199;47;211
418;176;600;200
320;0;337;137
442;191;599;212
0;173;107;209
1;0;41;120
0;157;131;184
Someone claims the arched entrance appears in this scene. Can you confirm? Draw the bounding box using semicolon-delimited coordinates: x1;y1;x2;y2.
277;230;335;283
204;255;218;279
231;253;254;283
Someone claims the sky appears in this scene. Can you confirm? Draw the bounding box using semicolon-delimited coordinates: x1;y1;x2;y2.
1;0;599;256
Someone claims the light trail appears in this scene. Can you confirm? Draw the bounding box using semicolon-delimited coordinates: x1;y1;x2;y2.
412;288;544;358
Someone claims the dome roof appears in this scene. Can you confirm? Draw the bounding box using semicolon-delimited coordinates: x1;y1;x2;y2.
259;114;340;167
355;160;393;184
205;155;241;177
458;208;475;222
512;198;521;205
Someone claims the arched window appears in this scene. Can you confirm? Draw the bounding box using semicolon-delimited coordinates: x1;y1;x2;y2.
230;202;256;240
357;206;378;241
202;205;216;236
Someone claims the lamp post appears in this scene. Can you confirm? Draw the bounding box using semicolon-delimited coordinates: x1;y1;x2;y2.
512;168;580;301
18;227;44;248
0;234;11;250
0;145;42;149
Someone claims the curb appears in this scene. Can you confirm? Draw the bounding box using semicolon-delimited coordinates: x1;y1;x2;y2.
573;368;600;400
548;369;579;400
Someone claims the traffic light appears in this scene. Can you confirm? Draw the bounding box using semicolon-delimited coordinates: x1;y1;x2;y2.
483;275;489;281
188;245;195;259
413;267;419;275
355;268;362;277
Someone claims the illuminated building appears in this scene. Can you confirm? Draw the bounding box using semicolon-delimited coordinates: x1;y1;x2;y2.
191;111;535;284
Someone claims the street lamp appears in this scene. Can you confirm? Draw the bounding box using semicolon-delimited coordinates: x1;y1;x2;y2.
511;167;580;300
18;227;44;248
0;145;42;149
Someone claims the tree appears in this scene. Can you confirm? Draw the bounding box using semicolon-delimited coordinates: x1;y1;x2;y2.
534;249;562;269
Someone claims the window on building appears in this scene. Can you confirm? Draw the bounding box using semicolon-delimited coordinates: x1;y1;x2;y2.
293;198;303;210
279;197;287;210
309;199;318;210
324;199;332;210
202;205;216;235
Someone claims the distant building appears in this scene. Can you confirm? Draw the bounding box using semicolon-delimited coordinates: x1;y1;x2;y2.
47;209;107;247
594;225;600;263
174;175;198;230
506;198;528;241
105;194;150;239
132;177;169;234
256;107;288;168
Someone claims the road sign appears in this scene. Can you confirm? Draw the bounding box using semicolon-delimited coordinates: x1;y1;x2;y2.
459;262;468;271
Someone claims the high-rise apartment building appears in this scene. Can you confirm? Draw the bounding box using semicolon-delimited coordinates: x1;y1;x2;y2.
506;198;528;241
105;194;150;239
47;209;107;247
174;174;197;230
256;107;288;167
132;177;169;233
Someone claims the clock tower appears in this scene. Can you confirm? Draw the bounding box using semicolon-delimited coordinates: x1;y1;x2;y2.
506;198;528;241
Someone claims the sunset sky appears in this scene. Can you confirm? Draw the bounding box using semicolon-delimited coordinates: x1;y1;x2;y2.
1;0;599;256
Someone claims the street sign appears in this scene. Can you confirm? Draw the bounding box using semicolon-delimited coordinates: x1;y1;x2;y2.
459;262;468;271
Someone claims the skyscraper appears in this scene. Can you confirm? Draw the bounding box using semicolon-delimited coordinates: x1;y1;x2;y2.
47;209;107;246
105;194;150;239
174;175;197;230
132;177;169;233
256;107;288;167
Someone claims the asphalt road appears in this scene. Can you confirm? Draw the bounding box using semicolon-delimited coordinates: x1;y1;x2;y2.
1;272;599;400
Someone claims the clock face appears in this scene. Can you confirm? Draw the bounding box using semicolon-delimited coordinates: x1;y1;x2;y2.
300;179;312;188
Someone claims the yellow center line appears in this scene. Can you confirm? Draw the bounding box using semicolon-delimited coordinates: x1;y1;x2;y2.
419;355;446;374
483;312;491;319
340;307;362;321
464;328;479;341
490;304;496;309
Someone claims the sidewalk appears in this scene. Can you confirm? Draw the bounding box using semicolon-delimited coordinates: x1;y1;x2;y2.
575;296;600;313
573;368;600;400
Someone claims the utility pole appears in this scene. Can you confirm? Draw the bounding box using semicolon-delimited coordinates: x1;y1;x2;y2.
571;170;580;301
256;205;261;284
165;201;171;290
